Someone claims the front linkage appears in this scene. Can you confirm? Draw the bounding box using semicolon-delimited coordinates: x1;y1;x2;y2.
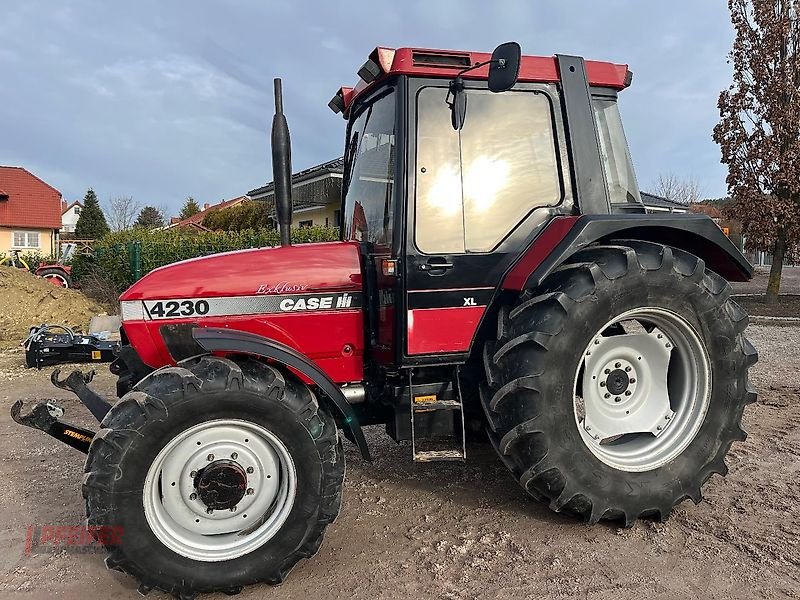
12;368;112;454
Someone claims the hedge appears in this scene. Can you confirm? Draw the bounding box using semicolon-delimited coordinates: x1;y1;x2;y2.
73;226;340;291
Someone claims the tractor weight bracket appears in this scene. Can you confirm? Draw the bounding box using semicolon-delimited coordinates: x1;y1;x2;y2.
11;400;95;454
51;368;113;422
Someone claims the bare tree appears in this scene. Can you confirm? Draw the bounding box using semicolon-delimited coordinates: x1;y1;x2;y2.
105;196;141;232
714;0;800;303
650;174;705;205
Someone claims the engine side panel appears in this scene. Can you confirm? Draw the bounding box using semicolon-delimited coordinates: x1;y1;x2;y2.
118;241;366;383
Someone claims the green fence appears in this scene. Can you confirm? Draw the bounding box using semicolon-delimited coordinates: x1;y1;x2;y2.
75;227;340;290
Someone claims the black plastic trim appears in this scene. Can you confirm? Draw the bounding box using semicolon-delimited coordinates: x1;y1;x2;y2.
556;55;610;215
193;328;371;461
520;213;754;290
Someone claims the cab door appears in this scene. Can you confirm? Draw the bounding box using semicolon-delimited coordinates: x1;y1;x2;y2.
404;82;570;361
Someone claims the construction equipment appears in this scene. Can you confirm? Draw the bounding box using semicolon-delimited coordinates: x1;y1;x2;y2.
24;316;121;368
13;43;758;598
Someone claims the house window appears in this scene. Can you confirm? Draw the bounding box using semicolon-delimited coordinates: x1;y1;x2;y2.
333;210;341;227
299;220;313;228
74;206;81;214
13;231;40;249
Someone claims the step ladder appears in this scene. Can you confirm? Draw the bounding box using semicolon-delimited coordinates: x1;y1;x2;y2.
409;367;467;462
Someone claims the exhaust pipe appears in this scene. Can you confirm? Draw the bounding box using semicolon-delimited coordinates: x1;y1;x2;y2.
271;78;293;246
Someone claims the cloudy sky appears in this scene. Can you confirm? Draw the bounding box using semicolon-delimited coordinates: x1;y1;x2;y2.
1;1;734;215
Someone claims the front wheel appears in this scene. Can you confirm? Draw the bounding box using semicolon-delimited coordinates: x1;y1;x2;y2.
482;241;757;525
38;267;72;288
83;356;344;597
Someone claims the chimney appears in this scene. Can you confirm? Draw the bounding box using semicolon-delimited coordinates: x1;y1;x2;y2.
203;203;210;210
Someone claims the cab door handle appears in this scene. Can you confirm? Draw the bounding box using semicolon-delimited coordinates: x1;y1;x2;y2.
419;260;454;272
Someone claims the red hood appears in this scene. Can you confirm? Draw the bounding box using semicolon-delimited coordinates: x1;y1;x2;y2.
119;241;363;301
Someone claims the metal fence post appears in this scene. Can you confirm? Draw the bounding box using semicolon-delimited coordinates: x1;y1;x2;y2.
129;241;142;282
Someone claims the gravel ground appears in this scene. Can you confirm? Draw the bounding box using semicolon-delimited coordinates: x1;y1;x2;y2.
0;323;797;600
731;266;800;295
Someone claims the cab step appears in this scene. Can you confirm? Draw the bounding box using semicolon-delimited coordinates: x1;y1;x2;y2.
409;367;466;463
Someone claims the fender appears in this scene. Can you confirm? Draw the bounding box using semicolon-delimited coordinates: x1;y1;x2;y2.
193;327;371;461
503;213;753;291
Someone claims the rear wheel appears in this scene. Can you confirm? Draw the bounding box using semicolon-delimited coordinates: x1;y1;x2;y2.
482;241;757;525
83;355;344;597
38;267;71;288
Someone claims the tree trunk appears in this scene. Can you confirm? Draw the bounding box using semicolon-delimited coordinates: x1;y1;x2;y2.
766;227;787;304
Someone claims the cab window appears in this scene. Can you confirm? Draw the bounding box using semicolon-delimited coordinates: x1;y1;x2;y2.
415;88;562;254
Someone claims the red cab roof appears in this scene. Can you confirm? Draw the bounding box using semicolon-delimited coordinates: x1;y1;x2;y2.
334;46;631;116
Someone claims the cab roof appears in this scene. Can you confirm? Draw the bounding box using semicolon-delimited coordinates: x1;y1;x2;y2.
330;46;631;117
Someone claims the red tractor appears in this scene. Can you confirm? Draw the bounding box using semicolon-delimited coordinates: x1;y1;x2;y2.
14;43;757;598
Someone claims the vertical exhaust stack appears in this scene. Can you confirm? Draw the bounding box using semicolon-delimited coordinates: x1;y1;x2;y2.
271;78;293;246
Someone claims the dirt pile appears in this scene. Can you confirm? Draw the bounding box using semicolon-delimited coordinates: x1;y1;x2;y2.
0;266;113;348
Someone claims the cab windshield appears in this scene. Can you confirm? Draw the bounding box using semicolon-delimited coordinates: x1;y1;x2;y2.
341;90;396;248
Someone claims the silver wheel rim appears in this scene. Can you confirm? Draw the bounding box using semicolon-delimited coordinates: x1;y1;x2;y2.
573;307;711;472
143;419;296;561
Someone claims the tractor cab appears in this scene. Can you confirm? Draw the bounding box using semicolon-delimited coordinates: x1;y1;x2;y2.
329;45;642;368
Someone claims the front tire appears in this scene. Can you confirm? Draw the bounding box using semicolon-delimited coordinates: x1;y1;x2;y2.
482;241;757;525
38;267;71;288
83;355;344;597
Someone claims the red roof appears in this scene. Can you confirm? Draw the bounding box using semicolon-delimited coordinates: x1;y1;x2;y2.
61;199;83;215
169;196;248;229
0;166;62;229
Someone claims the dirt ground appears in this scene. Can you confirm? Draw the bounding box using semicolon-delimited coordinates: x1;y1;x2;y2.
0;321;797;600
731;265;800;296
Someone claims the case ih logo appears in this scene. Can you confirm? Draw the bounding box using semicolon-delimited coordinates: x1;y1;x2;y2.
279;293;354;312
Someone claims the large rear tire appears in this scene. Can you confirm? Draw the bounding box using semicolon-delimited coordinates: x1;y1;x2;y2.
482;241;757;525
83;355;344;598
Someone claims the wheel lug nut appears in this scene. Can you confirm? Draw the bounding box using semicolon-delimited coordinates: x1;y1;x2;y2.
604;393;611;399
246;488;254;495
594;339;600;345
615;362;621;368
600;381;606;387
231;452;238;460
625;366;631;372
614;397;621;402
604;369;610;375
630;378;636;384
190;471;197;478
207;454;215;462
206;507;214;514
230;506;237;512
657;425;663;431
246;467;254;474
657;333;663;339
625;391;632;396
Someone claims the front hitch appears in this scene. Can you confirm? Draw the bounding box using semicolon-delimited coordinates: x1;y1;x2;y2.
50;368;113;421
11;400;95;453
12;368;115;454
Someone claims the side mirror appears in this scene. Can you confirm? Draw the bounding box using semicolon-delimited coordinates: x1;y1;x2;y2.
487;42;521;93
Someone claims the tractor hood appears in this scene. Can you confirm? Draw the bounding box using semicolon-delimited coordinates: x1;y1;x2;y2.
119;241;363;301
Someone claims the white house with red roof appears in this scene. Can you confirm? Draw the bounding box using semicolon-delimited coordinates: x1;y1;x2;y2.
61;200;84;233
0;166;63;256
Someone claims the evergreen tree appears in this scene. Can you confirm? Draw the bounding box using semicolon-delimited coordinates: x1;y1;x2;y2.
179;196;201;220
74;188;110;239
135;206;165;229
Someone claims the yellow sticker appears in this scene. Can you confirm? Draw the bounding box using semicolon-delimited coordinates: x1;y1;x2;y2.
91;351;101;360
414;394;437;404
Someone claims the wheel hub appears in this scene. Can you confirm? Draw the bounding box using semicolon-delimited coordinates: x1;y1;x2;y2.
195;460;248;510
605;369;630;395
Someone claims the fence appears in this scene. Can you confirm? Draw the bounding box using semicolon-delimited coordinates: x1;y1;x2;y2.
77;227;340;290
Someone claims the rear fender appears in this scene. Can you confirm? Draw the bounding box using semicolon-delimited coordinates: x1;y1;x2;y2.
502;213;753;292
193;327;371;461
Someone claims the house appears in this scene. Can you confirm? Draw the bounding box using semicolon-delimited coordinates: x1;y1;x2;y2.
61;200;83;233
167;196;248;231
640;192;689;214
248;158;343;228
0;166;62;256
